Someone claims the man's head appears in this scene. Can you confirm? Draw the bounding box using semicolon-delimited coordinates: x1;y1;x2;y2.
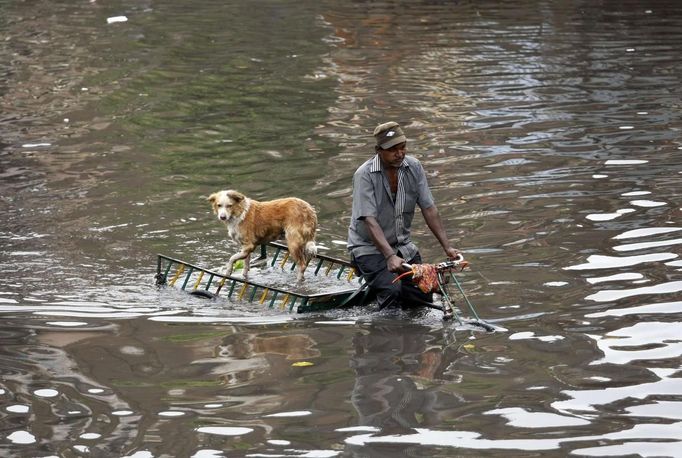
373;121;407;150
374;121;407;169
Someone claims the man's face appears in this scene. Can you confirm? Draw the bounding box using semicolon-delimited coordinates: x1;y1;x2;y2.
378;142;407;169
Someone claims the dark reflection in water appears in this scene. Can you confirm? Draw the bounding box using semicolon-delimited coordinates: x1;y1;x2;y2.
2;0;682;456
350;322;465;433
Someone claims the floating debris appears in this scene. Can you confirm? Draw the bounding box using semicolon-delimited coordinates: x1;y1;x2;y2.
107;16;128;24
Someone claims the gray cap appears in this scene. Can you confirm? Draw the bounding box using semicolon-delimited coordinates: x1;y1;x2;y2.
373;121;407;149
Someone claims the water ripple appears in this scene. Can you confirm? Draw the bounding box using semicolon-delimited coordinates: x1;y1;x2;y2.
586;280;682;302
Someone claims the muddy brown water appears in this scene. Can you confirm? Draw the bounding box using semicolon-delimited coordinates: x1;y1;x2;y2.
1;1;682;456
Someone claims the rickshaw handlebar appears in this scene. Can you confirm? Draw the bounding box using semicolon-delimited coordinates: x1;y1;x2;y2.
402;253;465;271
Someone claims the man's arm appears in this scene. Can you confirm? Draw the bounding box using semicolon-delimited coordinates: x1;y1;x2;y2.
422;205;461;259
362;216;406;272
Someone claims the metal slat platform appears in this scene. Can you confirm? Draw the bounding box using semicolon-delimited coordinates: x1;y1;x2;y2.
155;242;368;313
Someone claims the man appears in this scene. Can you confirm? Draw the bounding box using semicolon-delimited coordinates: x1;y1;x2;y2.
348;121;461;309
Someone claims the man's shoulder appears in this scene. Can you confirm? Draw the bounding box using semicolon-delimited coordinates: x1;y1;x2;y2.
404;155;423;167
354;156;376;175
404;155;426;175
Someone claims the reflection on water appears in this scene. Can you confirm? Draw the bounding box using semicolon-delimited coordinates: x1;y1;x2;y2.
2;0;682;456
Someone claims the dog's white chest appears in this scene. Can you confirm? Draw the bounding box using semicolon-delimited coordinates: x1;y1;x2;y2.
226;220;242;242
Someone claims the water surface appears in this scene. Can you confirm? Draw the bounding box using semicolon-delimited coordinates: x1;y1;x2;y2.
1;0;682;456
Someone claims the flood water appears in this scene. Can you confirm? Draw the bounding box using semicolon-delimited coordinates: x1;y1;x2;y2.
2;0;682;456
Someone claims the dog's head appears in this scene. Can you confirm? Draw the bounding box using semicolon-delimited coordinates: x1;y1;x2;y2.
207;190;247;222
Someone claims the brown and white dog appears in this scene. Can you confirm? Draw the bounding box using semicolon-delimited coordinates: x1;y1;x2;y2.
207;190;317;282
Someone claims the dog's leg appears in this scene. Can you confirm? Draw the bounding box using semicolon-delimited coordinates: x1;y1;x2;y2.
226;249;252;278
242;251;251;279
287;236;316;283
287;241;304;283
299;241;316;282
294;249;311;283
293;260;304;283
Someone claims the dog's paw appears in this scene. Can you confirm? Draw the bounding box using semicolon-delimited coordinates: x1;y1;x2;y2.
230;269;248;280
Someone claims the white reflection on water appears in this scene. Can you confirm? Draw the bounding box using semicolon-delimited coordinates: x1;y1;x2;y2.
564;253;678;270
195;426;253;436
6;431;36;444
267;439;291;445
264;410;312;417
484;407;590;428
586;273;643;284
45;321;89;327
586;300;682;317
190;450;223;458
585;280;682;302
552;368;681;413
246;452;340;458
629;200;667;208
344;422;682;454
315;320;357;325
614;237;682;252
586;208;635;221
335;426;381;433
604;160;649;165
39;310;182;319
574;441;682;457
79;433;102;440
509;331;564;343
158;410;186;417
590;322;682;365
0;304;177;315
22;143;52;148
149;316;293;325
33;389;58;398
543;281;568;287
626;401;682;420
613;227;682;239
6;404;30;413
123;451;153;458
345;428;559;451
245;451;340;458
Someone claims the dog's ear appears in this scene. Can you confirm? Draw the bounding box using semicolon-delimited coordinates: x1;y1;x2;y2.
226;190;244;202
207;193;218;204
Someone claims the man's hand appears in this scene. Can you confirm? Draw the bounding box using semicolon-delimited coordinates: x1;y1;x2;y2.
444;247;462;260
362;217;409;272
386;254;407;273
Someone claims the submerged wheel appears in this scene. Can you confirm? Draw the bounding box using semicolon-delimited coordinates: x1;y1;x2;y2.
189;290;217;300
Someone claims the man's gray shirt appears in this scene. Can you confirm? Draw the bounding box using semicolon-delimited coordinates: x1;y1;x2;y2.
347;154;435;260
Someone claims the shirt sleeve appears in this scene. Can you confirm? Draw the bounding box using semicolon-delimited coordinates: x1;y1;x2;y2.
351;168;377;220
415;160;435;209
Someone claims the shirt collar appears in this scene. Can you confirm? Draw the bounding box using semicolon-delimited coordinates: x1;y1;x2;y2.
370;154;408;173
